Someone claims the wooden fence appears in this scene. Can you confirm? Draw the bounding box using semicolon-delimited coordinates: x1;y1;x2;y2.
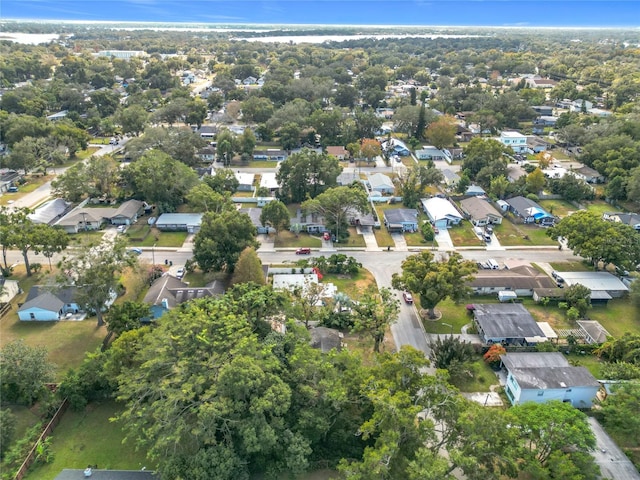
13;398;69;480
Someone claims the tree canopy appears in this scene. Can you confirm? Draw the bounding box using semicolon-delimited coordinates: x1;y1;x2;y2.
276;149;342;203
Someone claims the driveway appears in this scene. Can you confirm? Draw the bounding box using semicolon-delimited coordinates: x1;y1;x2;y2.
485;232;505;251
588;417;640;480
434;228;454;251
357;226;380;251
391;233;408;251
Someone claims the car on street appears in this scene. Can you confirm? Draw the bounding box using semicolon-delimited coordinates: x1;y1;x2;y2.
296;248;311;255
128;247;143;255
402;291;413;304
176;267;185;279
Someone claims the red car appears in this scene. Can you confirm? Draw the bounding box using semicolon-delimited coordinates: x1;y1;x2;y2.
323;232;331;241
402;291;414;304
296;248;311;255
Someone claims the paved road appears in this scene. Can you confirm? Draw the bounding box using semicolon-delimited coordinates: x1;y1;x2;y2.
588;417;640;480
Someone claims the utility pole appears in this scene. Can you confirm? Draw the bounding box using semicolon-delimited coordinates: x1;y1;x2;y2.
152;243;156;267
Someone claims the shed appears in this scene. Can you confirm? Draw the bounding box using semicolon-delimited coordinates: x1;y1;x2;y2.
498;291;517;302
577;320;611;344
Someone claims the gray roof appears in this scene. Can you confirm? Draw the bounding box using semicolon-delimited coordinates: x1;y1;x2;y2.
143;275;222;308
605;212;640;227
112;200;144;219
384;209;418;224
502;352;600;389
155;213;203;226
460;197;502;221
442;169;460;182
558;272;628;293
368;173;394;189
473;303;545;339
18;285;79;313
470;265;555;290
54;469;158;480
505;195;542;213
56;207;115;226
309;327;342;353
240;207;263;228
28;198;71;225
577;320;611;344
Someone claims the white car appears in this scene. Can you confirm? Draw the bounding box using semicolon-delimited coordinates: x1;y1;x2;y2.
176;267;185;279
116;225;126;233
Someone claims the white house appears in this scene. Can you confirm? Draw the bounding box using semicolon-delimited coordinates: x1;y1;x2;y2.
415;146;452;164
368;173;395;195
259;172;280;195
502;352;600;408
234;172;255;192
499;131;528;153
420;197;463;228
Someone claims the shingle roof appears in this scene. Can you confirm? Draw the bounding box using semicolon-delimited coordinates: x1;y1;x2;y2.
473;303;545;339
384;209;418;224
460;197;502;221
470;265;556;290
18;291;64;313
143;275;189;308
18;285;79;313
577;320;611;344
502;352;600;389
112;200;143;219
368;173;394;189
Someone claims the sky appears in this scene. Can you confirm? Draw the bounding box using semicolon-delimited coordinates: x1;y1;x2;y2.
1;0;639;27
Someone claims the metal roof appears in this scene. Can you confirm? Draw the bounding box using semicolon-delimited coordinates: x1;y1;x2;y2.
502;352;600;389
155;213;203;226
558;271;628;293
421;197;463;222
473;303;545;339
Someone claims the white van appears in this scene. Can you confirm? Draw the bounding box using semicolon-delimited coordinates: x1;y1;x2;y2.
487;259;500;270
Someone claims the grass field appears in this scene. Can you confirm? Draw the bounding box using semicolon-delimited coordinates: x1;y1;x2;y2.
585;200;617;216
322;268;377;299
451;358;499;393
274;231;322;248
494;220;557;246
548;260;593;271
342;227;366;247
373;205;395;248
449;222;484;247
75;147;101;160
588;299;639;338
129;228;188;247
24;401;151;480
421;298;475;334
539;199;576;218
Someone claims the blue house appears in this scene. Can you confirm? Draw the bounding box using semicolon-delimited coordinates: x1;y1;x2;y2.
383;209;418;232
505;196;555;225
18;286;82;321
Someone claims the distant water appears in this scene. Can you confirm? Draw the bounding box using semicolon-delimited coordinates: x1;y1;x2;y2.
0;32;59;44
235;33;481;44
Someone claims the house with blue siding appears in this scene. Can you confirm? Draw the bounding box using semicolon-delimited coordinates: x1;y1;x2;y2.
383;209;418;232
18;286;83;321
501;352;600;408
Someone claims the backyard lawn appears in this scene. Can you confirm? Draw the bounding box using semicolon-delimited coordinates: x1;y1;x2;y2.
584;200;618;216
588;299;639;338
25;401;151;480
322;268;377;299
273;231;322;248
421;298;475;334
451;358;499;393
539;199;576;218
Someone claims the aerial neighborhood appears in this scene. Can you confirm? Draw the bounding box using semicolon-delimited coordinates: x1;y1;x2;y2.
0;20;639;480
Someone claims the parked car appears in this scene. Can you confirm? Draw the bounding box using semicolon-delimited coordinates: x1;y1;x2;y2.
296;248;311;255
7;186;18;193
116;225;126;233
402;291;413;304
128;247;143;255
323;232;331;241
176;267;185;279
433;226;439;234
485;225;493;234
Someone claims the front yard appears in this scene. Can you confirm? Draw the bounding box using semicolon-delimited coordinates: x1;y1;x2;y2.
127;227;188;247
273;231;322;248
448;222;484;247
493;220;558;246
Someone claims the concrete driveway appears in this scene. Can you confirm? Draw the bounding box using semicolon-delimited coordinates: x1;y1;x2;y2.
434;228;454;250
588;417;640;479
391;233;408;251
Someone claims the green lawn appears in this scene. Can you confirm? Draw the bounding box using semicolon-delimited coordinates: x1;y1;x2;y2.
342;227;366;247
448;222;484;247
25;401;151;480
451;358;499;393
494;220;557;246
421;298;475;334
129;229;188;247
373;205;395;248
538;199;576;218
588;298;640;338
274;231;322;248
322;268;377;299
584;200;618;216
565;353;604;378
74;147;101;160
68;231;105;246
547;260;593;272
233;191;255;197
8;405;42;442
0;268;107;379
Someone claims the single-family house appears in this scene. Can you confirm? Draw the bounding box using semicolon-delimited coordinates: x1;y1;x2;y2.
459;197;503;226
143;274;223;318
382;139;411;157
55;208;113;233
18;286;83;321
383;209;418;232
469;265;556;297
272;273;337;299
259;172;280;195
234;172;255;192
603;211;640;230
502;352;600;407
253;149;287;161
573;165;604;184
464;185;486;197
326;146;348;160
455;124;474;142
441;169;460;187
197;125;217;139
241;207;273;234
243;76;257;85
421;197;463;228
526;136;550;154
525;77;558;89
415;146;452;164
197;146;216;162
46;110;68;122
368;173;395;195
587;107;613;118
110;200;144;226
499;131;528;153
155;213;204;233
290;209;327;234
28;199;72;225
505;196;555;225
570;99;594;113
472;303;547;345
336;171;360;186
532;106;553;116
536;115;558;126
555;271;628;300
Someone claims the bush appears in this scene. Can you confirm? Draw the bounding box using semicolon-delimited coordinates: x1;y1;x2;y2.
421;222;435;241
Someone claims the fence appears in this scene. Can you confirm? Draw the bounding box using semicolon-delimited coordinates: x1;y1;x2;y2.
13;398;69;480
0;302;11;318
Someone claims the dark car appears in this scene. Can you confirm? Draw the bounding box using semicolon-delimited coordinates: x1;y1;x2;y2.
296;248;311;255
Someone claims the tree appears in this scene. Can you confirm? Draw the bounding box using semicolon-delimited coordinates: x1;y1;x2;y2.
483;344;506;368
425;115;457;150
51;162;87;202
599;382;640;444
279;122;302;151
462;138;510;179
121;150;198;213
259;200;290;235
392;252;477;319
0;408;16;459
351;286;400;353
548;211;640;270
240;96;274;124
508;401;597;475
595;333;640;364
193;210;258;272
6;136;38;174
526;168;546;194
489;175;510;199
204;168;240;194
302;186;369;240
238;128;256;160
360;138;381;165
40;227;69;271
106;301;151;337
429;335;475;380
277;149;342;204
548;175;594;203
116;104;149;136
230;248;265;286
0;340;55;405
186;184;234;213
59;237;134;326
563;283;591;318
